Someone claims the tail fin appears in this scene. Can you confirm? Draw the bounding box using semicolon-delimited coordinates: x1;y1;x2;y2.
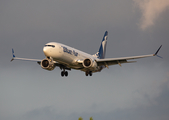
93;31;108;59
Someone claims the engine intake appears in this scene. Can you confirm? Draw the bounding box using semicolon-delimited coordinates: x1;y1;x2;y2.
83;59;91;67
41;59;55;71
82;58;97;70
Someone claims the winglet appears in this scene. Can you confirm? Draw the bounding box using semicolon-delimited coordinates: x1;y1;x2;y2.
12;48;15;58
153;45;162;58
11;48;15;62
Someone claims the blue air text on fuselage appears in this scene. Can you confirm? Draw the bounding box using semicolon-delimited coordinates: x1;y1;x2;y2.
61;46;78;57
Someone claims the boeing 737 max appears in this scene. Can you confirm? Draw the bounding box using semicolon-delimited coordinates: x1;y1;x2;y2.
11;31;162;77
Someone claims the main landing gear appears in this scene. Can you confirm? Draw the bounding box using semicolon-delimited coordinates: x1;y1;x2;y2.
59;65;71;77
85;71;92;76
61;70;68;77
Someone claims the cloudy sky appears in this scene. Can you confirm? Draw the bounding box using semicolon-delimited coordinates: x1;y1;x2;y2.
0;0;169;120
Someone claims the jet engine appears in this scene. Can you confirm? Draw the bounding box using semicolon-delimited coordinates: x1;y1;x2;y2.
41;59;55;71
82;58;97;70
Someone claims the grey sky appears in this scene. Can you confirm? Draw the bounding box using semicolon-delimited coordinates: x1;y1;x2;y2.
0;0;169;120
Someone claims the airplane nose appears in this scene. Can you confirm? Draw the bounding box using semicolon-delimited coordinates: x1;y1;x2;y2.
43;47;49;56
43;47;47;53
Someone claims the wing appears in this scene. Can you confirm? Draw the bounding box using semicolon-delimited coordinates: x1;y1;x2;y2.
10;49;71;70
96;54;153;67
96;45;162;67
10;49;42;62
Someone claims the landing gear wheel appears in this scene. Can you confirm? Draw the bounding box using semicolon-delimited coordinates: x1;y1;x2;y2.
61;71;65;77
65;71;68;77
85;72;88;76
61;71;68;77
89;71;92;76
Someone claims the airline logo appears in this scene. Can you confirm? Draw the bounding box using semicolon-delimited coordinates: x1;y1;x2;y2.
96;31;108;59
61;46;78;56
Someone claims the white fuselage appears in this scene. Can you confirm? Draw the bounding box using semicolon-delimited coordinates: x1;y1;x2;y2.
43;42;99;71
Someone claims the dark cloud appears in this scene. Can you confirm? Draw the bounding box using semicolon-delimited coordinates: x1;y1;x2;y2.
0;0;168;120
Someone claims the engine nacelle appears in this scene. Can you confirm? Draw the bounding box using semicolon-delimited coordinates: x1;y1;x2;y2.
82;58;98;70
41;59;55;71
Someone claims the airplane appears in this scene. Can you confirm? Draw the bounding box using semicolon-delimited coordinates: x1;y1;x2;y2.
11;31;162;77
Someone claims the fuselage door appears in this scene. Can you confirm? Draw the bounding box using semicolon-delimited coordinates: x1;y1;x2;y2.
59;46;62;53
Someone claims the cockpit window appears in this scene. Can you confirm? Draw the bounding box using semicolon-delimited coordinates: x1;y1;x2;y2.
45;45;55;48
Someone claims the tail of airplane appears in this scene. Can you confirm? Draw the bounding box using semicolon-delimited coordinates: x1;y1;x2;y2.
93;31;108;59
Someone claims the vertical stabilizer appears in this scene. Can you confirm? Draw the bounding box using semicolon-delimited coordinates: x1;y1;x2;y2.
93;31;108;59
